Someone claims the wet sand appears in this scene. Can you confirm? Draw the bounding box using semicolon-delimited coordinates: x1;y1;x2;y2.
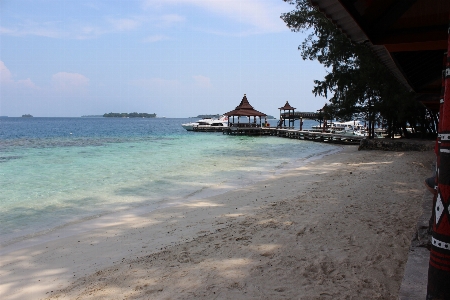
0;145;434;299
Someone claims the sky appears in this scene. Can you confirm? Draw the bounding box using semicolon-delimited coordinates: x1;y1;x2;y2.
0;0;329;118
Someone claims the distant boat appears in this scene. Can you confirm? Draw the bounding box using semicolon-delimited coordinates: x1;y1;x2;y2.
22;114;33;118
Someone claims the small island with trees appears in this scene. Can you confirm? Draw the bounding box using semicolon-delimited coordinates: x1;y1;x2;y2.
103;112;157;118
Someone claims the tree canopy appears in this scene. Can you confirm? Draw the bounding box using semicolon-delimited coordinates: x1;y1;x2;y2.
281;0;437;138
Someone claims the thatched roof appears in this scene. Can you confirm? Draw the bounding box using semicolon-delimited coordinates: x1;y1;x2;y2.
224;94;267;117
278;101;296;110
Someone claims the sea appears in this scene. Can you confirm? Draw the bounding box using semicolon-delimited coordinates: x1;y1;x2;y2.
0;117;339;251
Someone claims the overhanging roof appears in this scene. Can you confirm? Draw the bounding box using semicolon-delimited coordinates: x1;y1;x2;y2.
309;0;450;112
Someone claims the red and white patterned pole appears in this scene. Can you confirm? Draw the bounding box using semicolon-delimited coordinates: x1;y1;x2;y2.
427;18;450;299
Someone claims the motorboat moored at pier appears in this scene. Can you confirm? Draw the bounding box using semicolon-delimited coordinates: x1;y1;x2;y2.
181;116;228;131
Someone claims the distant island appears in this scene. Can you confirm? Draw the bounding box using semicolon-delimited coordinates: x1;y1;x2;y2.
22;114;33;117
103;112;157;118
193;114;220;119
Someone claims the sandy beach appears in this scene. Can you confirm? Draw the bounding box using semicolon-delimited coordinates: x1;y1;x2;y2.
1;145;435;300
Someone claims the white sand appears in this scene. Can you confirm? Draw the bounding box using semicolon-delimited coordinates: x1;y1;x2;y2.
0;146;435;300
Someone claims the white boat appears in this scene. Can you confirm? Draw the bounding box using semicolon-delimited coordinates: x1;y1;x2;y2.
335;121;365;134
312;120;366;134
181;115;228;131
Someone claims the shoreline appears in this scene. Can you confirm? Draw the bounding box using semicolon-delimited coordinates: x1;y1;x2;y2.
0;144;341;254
1;145;435;299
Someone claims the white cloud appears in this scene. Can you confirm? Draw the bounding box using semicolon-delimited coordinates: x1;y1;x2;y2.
142;0;288;32
0;18;135;39
17;78;39;89
0;26;16;35
158;14;186;26
82;2;101;10
73;25;106;39
0;61;39;89
24;26;62;38
107;17;141;31
0;20;63;38
1;21;109;40
0;61;14;84
52;72;89;91
193;75;211;88
142;34;170;43
1;11;144;40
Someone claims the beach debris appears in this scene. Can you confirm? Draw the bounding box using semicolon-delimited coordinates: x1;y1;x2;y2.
177;251;191;263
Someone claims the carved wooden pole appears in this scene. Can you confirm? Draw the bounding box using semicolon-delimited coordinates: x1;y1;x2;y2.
427;18;450;299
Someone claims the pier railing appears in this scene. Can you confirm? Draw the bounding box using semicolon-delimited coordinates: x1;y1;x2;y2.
228;123;261;128
280;112;320;119
222;127;364;144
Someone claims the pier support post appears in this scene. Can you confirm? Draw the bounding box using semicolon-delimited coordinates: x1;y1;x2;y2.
427;16;450;299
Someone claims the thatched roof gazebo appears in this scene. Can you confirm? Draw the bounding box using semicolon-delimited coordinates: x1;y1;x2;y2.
224;94;267;128
278;101;296;129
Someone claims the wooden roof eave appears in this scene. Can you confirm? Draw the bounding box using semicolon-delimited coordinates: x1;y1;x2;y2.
278;101;296;110
224;110;267;117
224;94;267;117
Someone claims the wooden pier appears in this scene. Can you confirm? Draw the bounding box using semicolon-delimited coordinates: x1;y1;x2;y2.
222;127;364;145
192;126;225;132
192;94;364;144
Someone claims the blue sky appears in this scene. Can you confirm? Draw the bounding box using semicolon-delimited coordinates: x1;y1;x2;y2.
0;0;328;117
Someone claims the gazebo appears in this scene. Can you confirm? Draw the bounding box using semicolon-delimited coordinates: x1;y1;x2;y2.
278;101;296;129
224;94;267;128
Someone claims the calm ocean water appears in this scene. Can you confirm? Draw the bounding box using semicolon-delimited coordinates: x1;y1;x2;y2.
0;117;338;248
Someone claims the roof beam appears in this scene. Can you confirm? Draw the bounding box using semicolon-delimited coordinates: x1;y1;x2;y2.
385;41;447;52
375;25;448;51
369;0;419;40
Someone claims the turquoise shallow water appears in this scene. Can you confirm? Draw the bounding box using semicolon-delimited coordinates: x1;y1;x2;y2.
0;117;338;247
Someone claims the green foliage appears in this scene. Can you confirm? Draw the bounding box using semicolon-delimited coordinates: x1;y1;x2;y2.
281;0;437;138
103;112;157;118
